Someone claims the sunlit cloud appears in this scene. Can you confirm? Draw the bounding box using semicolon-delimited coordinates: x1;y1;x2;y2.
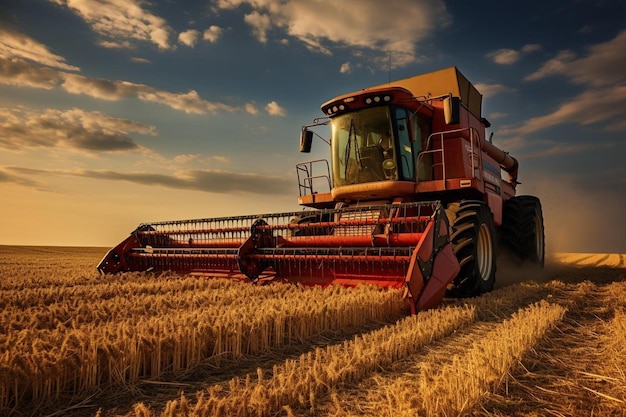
6;166;293;195
0;27;79;71
135;87;237;114
499;85;626;139
173;154;201;164
87;168;293;194
173;154;231;165
0;26;290;117
340;62;352;74
525;30;626;86
97;39;133;49
244;11;272;43
215;0;451;68
265;101;286;116
0;57;63;89
1;57;239;114
245;102;259;115
179;29;200;47
496;32;626;154
203;25;223;43
48;0;175;50
520;141;618;159
211;155;230;163
474;82;516;97
485;43;541;65
488;112;508;120
0;167;45;189
130;57;151;64
0;107;155;152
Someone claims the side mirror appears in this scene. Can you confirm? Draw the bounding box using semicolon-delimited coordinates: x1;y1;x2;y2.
444;96;460;125
300;128;313;153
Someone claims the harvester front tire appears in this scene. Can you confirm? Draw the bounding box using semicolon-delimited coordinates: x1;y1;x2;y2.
500;196;545;266
446;201;496;297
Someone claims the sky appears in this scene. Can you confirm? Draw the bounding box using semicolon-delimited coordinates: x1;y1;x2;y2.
0;0;625;253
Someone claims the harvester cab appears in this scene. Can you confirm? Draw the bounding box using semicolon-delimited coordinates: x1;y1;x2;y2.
98;67;545;313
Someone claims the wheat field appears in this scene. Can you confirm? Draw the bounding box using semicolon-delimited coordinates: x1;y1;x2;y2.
0;246;624;417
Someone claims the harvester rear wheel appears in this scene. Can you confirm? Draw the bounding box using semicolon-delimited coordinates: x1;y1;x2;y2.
446;201;496;297
500;196;545;266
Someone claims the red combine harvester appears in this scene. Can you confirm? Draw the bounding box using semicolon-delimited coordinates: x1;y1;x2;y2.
99;67;545;313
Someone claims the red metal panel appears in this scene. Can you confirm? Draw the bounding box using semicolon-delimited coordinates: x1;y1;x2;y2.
416;244;460;310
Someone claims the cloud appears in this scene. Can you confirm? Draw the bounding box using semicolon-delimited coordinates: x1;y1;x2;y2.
487;112;508;120
98;39;133;49
0;167;45;189
114;170;286;194
0;26;79;71
7;166;293;195
496;32;626;152
174;154;201;164
265;101;286;116
486;49;520;65
215;0;451;68
0;57;63;89
521;44;541;53
340;62;352;74
179;29;200;47
245;102;259;115
211;155;230;163
0;107;155;152
474;82;516;97
485;43;541;65
244;11;272;43
525;30;626;86
173;154;230;164
130;57;151;64
48;0;175;50
520;141;618;159
0;55;239;114
60;73;132;100
498;85;626;138
61;73;237;113
203;25;223;43
135;87;238;114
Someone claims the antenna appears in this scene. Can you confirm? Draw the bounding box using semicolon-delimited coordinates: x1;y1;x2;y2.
388;51;391;83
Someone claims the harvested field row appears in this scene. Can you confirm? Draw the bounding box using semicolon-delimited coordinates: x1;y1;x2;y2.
1;271;405;410
552;252;625;268
123;301;565;417
1;246;625;417
474;280;626;416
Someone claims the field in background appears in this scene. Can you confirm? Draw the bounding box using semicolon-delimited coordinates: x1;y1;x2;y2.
552;252;625;268
0;246;624;417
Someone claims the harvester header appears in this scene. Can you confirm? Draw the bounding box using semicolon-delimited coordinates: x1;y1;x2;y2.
100;67;545;313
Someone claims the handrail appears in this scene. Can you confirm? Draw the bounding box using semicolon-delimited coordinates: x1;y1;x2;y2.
416;127;482;187
296;159;332;197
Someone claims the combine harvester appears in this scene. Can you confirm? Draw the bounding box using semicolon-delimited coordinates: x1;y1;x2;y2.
99;67;544;313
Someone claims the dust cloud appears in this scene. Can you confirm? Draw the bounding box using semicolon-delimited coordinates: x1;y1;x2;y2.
494;249;564;289
493;174;625;289
516;175;626;254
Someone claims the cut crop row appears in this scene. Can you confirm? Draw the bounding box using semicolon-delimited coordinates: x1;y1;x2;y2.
0;277;404;410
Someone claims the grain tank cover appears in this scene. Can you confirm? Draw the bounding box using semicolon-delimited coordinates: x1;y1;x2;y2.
370;66;483;120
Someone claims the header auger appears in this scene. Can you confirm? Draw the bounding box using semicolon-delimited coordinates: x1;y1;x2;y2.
99;66;545;313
